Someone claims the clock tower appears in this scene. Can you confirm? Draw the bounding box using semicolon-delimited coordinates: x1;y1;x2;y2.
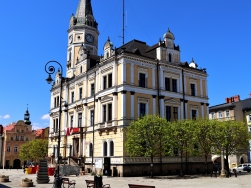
67;0;99;77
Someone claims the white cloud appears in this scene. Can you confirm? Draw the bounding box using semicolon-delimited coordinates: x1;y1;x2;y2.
0;114;10;119
32;123;43;130
41;114;50;120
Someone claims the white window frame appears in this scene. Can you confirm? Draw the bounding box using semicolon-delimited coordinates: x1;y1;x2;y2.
14;146;18;153
165;105;180;121
7;146;10;152
79;87;82;100
102;140;108;157
191;108;198;119
163;72;180;93
138;98;149;117
138;68;148;88
109;140;114;157
190;82;197;96
90;82;95;97
249;114;251;122
225;110;230;118
218;111;223;119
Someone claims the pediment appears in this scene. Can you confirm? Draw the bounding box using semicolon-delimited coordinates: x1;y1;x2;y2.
101;96;113;103
164;98;180;105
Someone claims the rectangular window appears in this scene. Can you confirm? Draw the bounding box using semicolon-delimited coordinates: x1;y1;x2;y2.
226;110;229;117
211;112;215;119
57;96;59;107
103;76;107;90
14;147;18;152
165;78;170;91
172;79;177;92
54;97;56;108
173;107;178;121
16;136;19;141
91;83;95;96
79;88;82;99
56;118;59;132
219;111;222;118
70;116;74;127
108;103;112;121
20;136;24;141
26;138;29;141
166;106;171;121
103;105;107;122
139;73;146;88
191;83;195;96
108;74;112;88
90;110;94;126
192;110;197;120
71;92;74;103
78;113;82;127
139;103;146;117
7;146;10;152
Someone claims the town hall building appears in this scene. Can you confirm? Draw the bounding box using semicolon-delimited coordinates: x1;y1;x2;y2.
48;0;209;176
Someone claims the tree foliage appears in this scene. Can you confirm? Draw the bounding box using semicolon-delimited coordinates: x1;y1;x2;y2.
20;139;48;162
125;115;251;175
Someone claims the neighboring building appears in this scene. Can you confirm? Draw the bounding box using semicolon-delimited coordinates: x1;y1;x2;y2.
48;0;209;176
209;95;251;167
0;125;3;166
2;109;36;169
36;127;49;139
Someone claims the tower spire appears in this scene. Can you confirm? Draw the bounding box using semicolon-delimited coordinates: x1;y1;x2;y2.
76;0;93;18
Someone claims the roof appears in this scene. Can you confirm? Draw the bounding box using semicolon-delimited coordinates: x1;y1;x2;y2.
209;103;236;111
116;39;156;59
35;129;43;137
3;124;15;131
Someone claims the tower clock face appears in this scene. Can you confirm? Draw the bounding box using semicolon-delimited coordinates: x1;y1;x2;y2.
85;34;94;43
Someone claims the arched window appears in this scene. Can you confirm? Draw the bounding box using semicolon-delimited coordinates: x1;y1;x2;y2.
110;141;114;156
80;66;82;73
103;141;107;156
169;53;172;62
89;143;93;157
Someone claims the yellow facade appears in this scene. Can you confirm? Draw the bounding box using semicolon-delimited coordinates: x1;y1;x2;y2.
48;0;209;176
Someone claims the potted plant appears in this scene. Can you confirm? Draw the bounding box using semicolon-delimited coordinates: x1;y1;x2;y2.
20;178;33;187
0;175;9;182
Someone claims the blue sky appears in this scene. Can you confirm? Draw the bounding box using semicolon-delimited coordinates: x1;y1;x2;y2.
0;0;250;128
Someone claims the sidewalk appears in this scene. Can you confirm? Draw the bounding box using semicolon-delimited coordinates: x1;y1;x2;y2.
0;169;251;188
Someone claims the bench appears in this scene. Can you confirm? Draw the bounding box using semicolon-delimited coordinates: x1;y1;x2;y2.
85;180;110;188
62;178;76;188
128;184;155;188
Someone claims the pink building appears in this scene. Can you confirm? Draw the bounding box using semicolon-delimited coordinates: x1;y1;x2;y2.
2;109;36;169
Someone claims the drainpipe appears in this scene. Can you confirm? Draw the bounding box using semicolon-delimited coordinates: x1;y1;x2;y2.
156;59;162;175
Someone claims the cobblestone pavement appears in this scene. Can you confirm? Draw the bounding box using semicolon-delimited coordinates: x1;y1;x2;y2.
0;169;251;188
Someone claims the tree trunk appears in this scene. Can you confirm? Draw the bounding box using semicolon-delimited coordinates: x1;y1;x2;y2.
180;152;183;176
150;155;154;178
204;154;208;174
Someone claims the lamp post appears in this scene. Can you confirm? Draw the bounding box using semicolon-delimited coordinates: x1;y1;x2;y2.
45;60;64;188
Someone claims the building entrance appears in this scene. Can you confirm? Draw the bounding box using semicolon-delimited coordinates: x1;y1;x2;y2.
13;159;21;169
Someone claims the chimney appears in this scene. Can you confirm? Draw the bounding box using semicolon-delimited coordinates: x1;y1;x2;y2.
234;95;240;102
225;98;230;103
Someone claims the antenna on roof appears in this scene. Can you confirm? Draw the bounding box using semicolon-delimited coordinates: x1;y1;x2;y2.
122;0;125;45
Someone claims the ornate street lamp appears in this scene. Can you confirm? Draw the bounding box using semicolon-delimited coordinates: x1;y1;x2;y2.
45;60;64;188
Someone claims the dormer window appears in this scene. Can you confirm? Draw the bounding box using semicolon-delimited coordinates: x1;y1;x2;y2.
106;52;109;58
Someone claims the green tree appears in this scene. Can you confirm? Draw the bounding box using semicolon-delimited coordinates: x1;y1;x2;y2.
164;119;195;176
211;120;251;173
193;118;217;174
124;115;167;178
20;139;48;162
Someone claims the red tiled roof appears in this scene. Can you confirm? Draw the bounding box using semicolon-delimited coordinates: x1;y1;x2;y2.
35;129;43;137
3;124;15;131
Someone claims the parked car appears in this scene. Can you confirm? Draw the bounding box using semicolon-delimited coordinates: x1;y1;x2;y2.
243;166;251;172
232;164;251;173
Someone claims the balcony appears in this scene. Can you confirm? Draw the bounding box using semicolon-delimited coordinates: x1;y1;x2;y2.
98;121;116;136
